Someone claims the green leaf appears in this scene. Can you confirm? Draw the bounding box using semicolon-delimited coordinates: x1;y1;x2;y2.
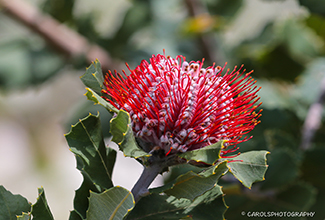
178;140;223;165
257;44;305;81
301;148;325;188
127;186;227;220
68;210;82;220
226;150;269;188
299;0;325;16
307;189;325;219
65;113;114;190
151;161;228;201
260;149;298;190
31;187;54;220
276;182;316;211
0;185;31;220
85;88;119;113
17;212;31;220
278;18;321;60
305;14;325;43
207;0;243;18
66;114;117;219
184;187;227;219
126;194;191;220
110;110;150;158
69;169;102;220
225;182;317;219
87;186;134;220
80;60;104;95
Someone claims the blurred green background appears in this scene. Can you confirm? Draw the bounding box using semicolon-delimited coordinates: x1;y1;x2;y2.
0;0;325;219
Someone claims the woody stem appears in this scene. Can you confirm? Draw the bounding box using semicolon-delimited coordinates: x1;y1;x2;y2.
131;162;164;203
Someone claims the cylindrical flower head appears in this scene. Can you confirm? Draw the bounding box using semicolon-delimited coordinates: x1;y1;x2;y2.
102;53;262;157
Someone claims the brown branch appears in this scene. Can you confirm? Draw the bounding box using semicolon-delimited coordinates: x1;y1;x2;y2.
184;0;222;65
0;0;118;72
300;76;325;150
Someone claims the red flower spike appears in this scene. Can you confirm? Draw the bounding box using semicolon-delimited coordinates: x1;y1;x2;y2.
102;53;262;157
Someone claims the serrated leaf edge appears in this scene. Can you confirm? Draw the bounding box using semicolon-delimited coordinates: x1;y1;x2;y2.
226;151;270;189
65;113;113;181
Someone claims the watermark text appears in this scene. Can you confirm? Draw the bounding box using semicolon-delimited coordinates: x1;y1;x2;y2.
241;211;315;218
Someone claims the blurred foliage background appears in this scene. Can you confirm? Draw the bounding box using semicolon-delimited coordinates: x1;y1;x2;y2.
0;0;325;219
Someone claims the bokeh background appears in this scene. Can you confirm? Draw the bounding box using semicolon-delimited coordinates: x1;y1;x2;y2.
0;0;325;219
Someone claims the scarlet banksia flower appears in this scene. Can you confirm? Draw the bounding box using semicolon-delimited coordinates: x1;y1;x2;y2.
102;53;262;158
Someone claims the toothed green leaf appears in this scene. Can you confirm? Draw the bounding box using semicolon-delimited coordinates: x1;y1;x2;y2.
81;60;104;95
110;110;150;158
85;88;119;113
178;140;223;165
150;161;228;201
225;150;269;188
128;186;227;220
31;187;54;220
17;212;31;220
65;113;114;189
0;185;31;220
87;187;134;220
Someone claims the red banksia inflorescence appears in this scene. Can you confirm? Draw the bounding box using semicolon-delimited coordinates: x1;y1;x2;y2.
102;53;262;158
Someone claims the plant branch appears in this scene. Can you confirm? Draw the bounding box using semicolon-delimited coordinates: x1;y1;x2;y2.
0;0;118;71
131;162;163;204
300;76;325;150
131;154;186;203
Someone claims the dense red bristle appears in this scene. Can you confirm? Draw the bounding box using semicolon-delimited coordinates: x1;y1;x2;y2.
102;53;261;157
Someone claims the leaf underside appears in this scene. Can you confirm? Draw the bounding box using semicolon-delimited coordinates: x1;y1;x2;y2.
226;150;269;188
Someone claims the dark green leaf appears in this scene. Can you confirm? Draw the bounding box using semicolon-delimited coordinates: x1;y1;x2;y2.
226;150;269;188
42;0;75;23
110;110;150;158
225;182;316;219
151;161;228;201
87;186;134;220
207;0;243;17
307;189;325;220
66;114;117;219
178;140;223;165
31;187;54;220
85;88;119;113
69;169;101;220
305;14;325;43
128;186;227;220
301;148;325;188
257;44;305;81
299;0;325;16
65;113;114;189
68;210;82;220
260;149;298;190
185;188;227;220
80;60;104;95
276;182;316;211
17;212;31;220
126;194;191;220
0;185;31;220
